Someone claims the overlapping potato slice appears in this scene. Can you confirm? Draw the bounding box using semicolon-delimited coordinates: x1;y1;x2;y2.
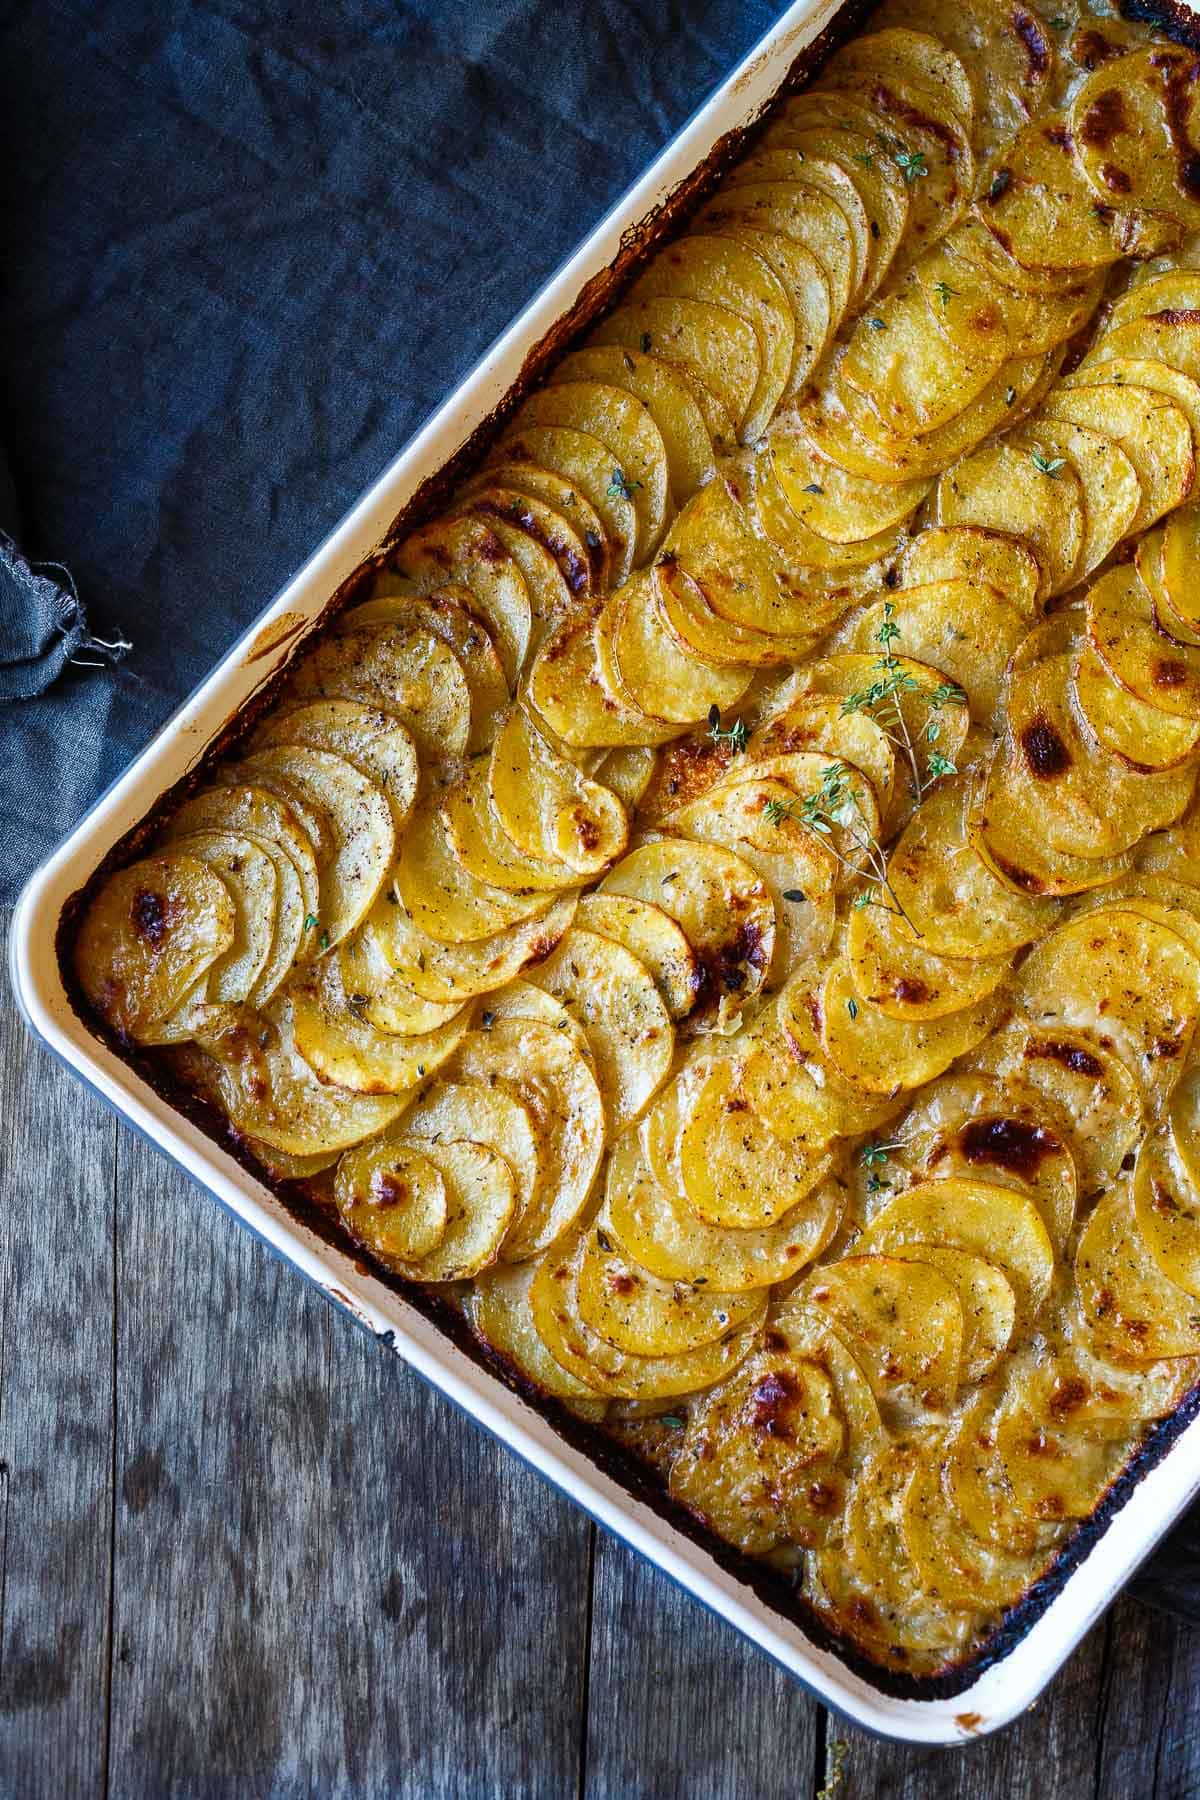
970;749;1133;900
943;1387;1049;1557
588;297;759;452
491;425;637;588
1073;640;1200;772
902;1440;1046;1611
917;234;1105;362
761;974;909;1139
993;1397;1129;1524
1133;1123;1200;1299
600;838;775;1012
554;348;715;503
1071;44;1200;230
575;893;699;1021
857;1177;1054;1334
694;181;855;344
653;555;818;671
395;799;561;945
1077;1182;1200;1361
511;381;670;564
900;525;1041;617
845;901;1011;1022
337;1132;515;1282
758;108;908;296
75;853;236;1044
748;692;895;817
974;112;1126;274
256;699;418;836
527;611;683;748
1014;906;1200;1109
334;1138;447;1264
529;1220;762;1399
366;888;576;1004
456;488;576;641
471;1260;607;1416
287;949;469;1095
576;1210;762;1355
167;783;321;955
770;429;929;544
837;580;1025;726
441;759;575;896
341;580;511;752
462;460;608;593
887;776;1058;956
490;706;628;876
164;831;276;1010
288;622;471;763
448;1018;605;1262
194;1004;404;1156
401;1074;539;1242
388;517;532;687
607;1131;841;1293
689;213;834;396
1043;383;1193;533
337;927;464;1037
889;1246;1015;1385
934;436;1084;598
749;445;907;584
600;569;751;726
805;1254;963;1416
527;925;673;1129
841;273;1006;440
728;146;873;306
821;958;1002;1095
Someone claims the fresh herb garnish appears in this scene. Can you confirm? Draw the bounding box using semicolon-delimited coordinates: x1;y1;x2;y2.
1049;13;1069;27
304;914;319;932
867;316;887;331
659;1414;686;1429
846;997;859;1020
860;1138;901;1194
837;601;965;805
782;888;807;903
763;760;918;935
320;931;330;951
931;279;957;307
1030;450;1066;477
852;150;874;169
802;481;825;495
893;148;928;184
707;704;748;754
607;467;643;502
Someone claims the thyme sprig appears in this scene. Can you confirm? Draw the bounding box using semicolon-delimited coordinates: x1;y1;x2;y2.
763;761;919;936
707;704;749;754
838;601;966;803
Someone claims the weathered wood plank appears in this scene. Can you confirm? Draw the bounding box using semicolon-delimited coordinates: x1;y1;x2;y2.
0;965;117;1796
582;1530;821;1799
106;1132;592;1797
1094;1598;1200;1799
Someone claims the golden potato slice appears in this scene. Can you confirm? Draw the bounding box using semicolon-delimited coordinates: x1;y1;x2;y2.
588;297;759;445
234;746;393;950
1109;271;1200;332
899;1246;1015;1384
529;1222;762;1399
1043;383;1193;532
870;0;1054;156
1015;907;1200;1109
76;853;236;1044
289;622;471;763
1021;1283;1197;1438
840;581;1025;727
389;516;532;687
257;699;417;837
575;893;699;1021
902;1451;1045;1611
449;1018;604;1261
512;381;669;564
971;1020;1142;1199
857;1176;1055;1333
766;977;909;1138
944;1388;1049;1556
337;927;464;1037
1072;640;1200;772
694;183;854;337
805;1254;963;1416
600;836;776;1011
441;760;575;896
605;570;751;725
479;977;589;1057
841;273;1006;439
395;1138;516;1281
693;220;833;396
669;1343;849;1554
342;582;509;752
900;525;1041;618
770;429;929;544
751;123;907;300
395;800;559;946
1089;561;1200;721
886;1072;1077;1255
527;613;683;748
166;831;277;1010
917;234;1105;361
1089;312;1200;414
366;888;576;1004
631;235;794;443
1071;45;1200;229
1078;1181;1200;1361
489;706;629;876
461;460;608;593
1171;1056;1200;1194
576;1211;763;1355
457;490;573;643
594;745;655;812
974;111;1124;272
934;436;1084;599
887;775;1058;956
196;1005;403;1156
287;951;469;1095
554;348;714;502
823;26;974;125
725;147;872;304
606;1132;841;1292
471;1260;607;1415
749;444;907;578
846;900;1011;1022
748;692;896;817
334;1139;447;1264
168;782;321;950
673;1056;832;1230
1064;357;1200;495
654;555;818;670
841;1439;970;1643
1024;419;1141;582
795;654;971;816
400;1075;540;1251
1134;1124;1200;1299
969;748;1133;898
1160;504;1200;634
491;425;636;588
527;925;673;1129
1140;522;1200;652
820;958;1002;1096
994;1401;1128;1524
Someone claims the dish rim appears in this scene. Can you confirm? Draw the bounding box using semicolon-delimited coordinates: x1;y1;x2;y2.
12;0;1200;1744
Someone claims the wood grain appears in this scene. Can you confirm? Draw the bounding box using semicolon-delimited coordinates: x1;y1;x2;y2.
1;939;1198;1797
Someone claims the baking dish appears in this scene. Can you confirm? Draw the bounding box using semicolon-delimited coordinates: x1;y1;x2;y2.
12;0;1200;1743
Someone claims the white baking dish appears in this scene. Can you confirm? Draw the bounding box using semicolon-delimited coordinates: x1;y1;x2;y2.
12;0;1200;1743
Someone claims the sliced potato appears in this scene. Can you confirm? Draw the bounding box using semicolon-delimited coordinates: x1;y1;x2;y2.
167;782;321;946
974;111;1124;273
1073;640;1200;772
400;1074;540;1251
471;1260;607;1414
288;951;469;1095
917;233;1105;362
527;613;683;748
491;424;636;588
605;569;751;725
900;525;1041;618
257;698;418;836
807;1256;962;1417
576;893;699;1021
489;706;628;876
694;182;854;339
1071;45;1200;231
1089;561;1200;721
846;900;1011;1021
841;272;1005;439
337;927;464;1037
1077;1182;1200;1361
994;1400;1128;1524
771;429;929;544
820;958;1002;1095
441;759;576;896
1134;1124;1200;1299
902;1448;1044;1611
458;490;574;643
342;581;509;751
576;1211;763;1355
599;838;776;1010
748;692;895;819
857;1176;1055;1332
75;853;236;1044
654;550;820;670
970;749;1134;899
366;889;577;1004
724;146;872;305
388;516;532;687
166;831;276;1009
934;436;1084;599
457;483;592;616
395;799;559;945
1025;419;1140;582
588;297;759;447
944;1387;1048;1556
512;381;670;564
554;347;714;501
334;1139;448;1264
460;460;608;592
527;925;673;1129
606;1132;841;1292
840;1440;971;1647
673;1055;832;1229
1043;383;1193;533
396;1138;517;1281
694;218;834;396
595;745;655;812
891;1245;1014;1384
795;653;971;814
1161;504;1200;633
289;622;471;763
750;444;907;578
749;121;907;297
839;580;1025;727
1063;357;1200;500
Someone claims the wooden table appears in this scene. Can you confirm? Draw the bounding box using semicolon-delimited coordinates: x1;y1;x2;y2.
4;948;1199;1798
